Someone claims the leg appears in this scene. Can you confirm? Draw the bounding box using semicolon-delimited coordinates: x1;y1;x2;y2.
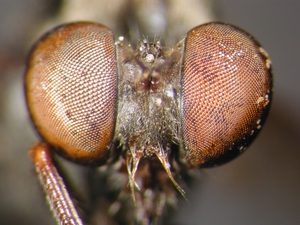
29;143;83;225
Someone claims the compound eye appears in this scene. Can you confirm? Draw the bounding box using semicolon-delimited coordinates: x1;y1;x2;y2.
25;22;117;164
181;22;272;168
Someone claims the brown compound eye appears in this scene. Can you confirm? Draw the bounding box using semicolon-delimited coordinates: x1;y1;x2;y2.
25;22;117;164
181;22;272;168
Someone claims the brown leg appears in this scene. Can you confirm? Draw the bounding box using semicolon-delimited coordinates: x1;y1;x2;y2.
29;143;84;225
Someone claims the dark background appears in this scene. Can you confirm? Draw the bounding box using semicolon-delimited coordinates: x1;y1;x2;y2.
0;0;299;224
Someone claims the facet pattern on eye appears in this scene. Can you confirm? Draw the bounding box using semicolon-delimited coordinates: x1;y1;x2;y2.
181;23;272;168
26;23;117;162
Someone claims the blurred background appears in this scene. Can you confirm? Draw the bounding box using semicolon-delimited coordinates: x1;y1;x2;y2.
0;0;299;224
